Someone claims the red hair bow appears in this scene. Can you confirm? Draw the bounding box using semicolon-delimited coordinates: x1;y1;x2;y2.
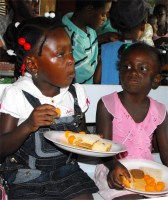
18;37;31;51
20;64;26;75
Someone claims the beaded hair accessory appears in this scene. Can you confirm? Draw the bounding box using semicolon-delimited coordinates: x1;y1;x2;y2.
6;49;16;56
44;11;55;18
18;37;31;51
18;38;31;75
15;22;20;28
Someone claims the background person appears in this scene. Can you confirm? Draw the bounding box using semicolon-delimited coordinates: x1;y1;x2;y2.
62;0;112;84
94;0;148;84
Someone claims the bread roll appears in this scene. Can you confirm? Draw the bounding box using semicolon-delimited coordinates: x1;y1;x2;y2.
65;132;112;152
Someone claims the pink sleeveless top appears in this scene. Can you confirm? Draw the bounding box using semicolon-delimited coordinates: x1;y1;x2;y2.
102;92;166;160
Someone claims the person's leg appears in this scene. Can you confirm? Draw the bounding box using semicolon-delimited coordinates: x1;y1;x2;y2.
71;193;94;200
114;194;148;200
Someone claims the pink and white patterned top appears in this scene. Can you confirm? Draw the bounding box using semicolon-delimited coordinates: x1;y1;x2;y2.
102;92;166;160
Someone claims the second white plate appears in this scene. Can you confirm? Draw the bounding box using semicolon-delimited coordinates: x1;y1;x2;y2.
43;131;127;157
120;159;168;195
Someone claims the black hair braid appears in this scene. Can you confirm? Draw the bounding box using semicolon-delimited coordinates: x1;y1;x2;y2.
3;23;19;77
15;45;27;78
3;23;17;51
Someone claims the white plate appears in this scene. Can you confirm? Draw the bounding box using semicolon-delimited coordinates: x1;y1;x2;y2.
120;159;168;195
43;131;127;157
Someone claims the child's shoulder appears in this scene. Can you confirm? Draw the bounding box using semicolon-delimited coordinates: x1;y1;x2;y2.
101;92;118;106
149;96;167;119
150;96;166;110
102;40;125;52
1;84;23;101
72;83;87;97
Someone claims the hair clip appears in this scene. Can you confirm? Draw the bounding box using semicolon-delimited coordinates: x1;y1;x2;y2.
124;43;132;50
15;22;20;28
18;37;31;51
6;49;16;56
118;43;132;59
20;64;26;75
44;11;55;18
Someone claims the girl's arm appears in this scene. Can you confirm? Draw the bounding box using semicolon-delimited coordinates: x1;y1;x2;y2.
93;56;102;84
0;104;57;158
0;113;31;159
96;99;130;189
156;112;168;166
96;99;112;140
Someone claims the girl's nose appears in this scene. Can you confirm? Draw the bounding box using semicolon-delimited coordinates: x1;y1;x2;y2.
67;53;74;66
130;68;139;76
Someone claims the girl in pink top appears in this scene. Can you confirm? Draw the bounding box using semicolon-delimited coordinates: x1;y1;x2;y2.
94;42;168;200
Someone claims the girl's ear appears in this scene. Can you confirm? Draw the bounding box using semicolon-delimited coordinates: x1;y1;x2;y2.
24;56;38;75
152;74;162;89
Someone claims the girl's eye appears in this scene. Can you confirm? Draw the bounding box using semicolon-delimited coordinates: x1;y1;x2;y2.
122;64;131;70
140;65;148;72
56;51;73;58
56;52;64;58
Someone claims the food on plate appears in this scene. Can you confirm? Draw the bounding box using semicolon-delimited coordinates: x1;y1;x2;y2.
144;174;165;192
119;175;131;188
130;169;144;179
129;169;146;191
122;167;165;192
64;131;112;152
139;167;162;181
92;140;112;152
155;181;165;192
79;131;86;134
68;135;76;145
65;131;73;138
55;107;61;117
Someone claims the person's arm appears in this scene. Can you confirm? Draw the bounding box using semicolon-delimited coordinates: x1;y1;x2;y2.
96;99;112;139
96;99;130;189
156;112;168;166
97;32;121;45
93;56;102;84
0;104;58;159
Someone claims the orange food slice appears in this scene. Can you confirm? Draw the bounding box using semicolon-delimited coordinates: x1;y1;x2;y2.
144;175;151;182
120;176;131;188
65;131;73;138
68;135;76;145
145;184;156;192
56;107;61;117
155;181;165;192
79;131;86;134
144;175;155;184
